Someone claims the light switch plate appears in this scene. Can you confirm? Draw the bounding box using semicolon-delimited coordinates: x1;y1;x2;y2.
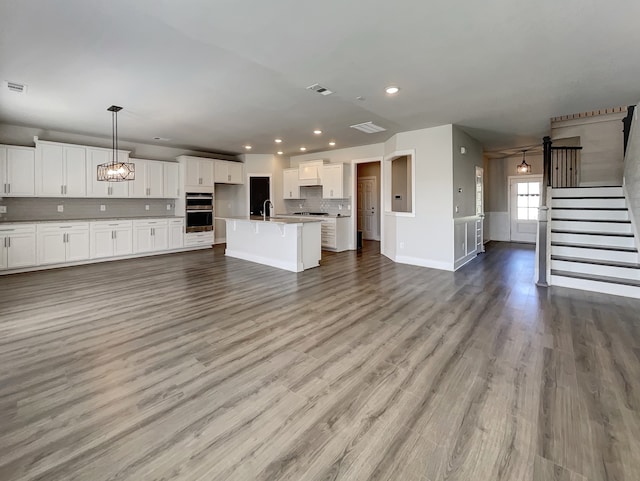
57;205;64;212
0;206;6;214
100;205;106;212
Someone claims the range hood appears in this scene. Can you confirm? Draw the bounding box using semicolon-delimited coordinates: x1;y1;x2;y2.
298;160;326;186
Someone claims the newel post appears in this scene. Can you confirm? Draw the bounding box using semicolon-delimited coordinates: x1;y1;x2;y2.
537;136;552;287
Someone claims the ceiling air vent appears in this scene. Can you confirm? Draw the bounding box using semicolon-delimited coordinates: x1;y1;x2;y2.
5;81;27;94
306;83;334;96
350;121;386;134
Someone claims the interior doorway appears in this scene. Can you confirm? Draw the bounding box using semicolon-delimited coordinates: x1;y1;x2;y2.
475;166;485;253
248;176;272;216
509;175;542;243
356;162;381;241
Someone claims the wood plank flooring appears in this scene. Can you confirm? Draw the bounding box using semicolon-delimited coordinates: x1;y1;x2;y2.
1;241;639;481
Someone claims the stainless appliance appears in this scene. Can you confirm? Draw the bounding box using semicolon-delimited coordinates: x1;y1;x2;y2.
185;193;213;233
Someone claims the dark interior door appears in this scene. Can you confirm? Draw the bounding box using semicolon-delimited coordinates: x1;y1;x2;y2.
249;177;271;216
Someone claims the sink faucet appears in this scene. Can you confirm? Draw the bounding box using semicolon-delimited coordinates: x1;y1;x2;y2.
263;199;274;221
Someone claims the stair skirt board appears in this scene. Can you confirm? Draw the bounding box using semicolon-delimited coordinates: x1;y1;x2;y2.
550;220;632;234
550;259;640;280
550;244;639;263
551;187;623;197
551;198;627;209
550;274;640;299
551;209;630;221
550;232;636;248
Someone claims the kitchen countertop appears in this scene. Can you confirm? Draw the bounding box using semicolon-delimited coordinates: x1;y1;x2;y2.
275;213;351;218
218;216;324;224
0;216;185;224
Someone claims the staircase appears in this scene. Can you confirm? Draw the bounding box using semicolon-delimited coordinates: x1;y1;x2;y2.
549;186;640;298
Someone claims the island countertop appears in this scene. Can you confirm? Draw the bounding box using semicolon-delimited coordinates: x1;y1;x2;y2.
215;216;324;225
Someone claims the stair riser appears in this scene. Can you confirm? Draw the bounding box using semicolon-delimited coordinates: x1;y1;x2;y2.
551;187;623;198
551;232;636;248
551;260;640;280
550;220;632;234
550;275;640;299
551;198;626;209
551;209;629;221
550;245;639;263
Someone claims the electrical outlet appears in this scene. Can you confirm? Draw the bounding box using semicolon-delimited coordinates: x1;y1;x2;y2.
455;206;459;213
338;204;343;210
166;204;171;211
347;205;351;210
57;205;64;213
399;242;405;249
0;206;6;214
299;203;303;208
145;205;150;211
100;205;106;212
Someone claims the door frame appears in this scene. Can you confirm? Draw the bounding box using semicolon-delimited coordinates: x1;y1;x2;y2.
508;174;543;243
358;175;380;241
351;158;383;251
246;173;273;216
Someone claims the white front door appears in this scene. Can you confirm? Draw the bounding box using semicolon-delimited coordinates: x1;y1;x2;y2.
357;176;378;240
475;166;484;253
510;176;542;243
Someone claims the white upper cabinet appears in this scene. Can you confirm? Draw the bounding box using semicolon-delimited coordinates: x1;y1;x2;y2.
130;159;165;198
321;163;348;198
36;142;86;197
180;156;215;192
86;148;131;197
214;160;244;184
163;162;181;199
0;145;35;196
283;168;301;199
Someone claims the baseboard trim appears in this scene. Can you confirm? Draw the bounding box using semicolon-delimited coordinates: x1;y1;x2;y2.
394;255;454;271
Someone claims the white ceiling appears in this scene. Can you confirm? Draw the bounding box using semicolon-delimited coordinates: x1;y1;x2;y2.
1;0;639;156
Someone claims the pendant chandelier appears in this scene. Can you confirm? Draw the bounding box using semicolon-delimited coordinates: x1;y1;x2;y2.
97;105;135;182
516;149;531;174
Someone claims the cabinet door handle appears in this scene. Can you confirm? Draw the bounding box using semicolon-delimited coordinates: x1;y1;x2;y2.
65;185;68;195
7;183;10;194
61;185;64;195
7;237;10;248
228;174;231;182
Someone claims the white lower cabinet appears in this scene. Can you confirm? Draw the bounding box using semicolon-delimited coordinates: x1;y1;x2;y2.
90;221;133;259
0;224;37;270
133;219;169;254
321;217;350;252
37;223;90;265
168;218;184;249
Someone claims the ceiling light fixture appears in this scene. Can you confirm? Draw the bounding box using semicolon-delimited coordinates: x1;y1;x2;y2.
313;130;322;135
277;151;283;155
517;150;532;174
97;106;135;182
275;139;282;143
329;142;336;147
385;86;400;95
245;145;252;150
300;147;307;151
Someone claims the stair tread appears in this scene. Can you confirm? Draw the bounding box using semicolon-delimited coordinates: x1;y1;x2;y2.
551;207;628;211
551;270;640;288
551;218;631;224
551;242;638;252
552;196;625;200
551;256;640;269
552;186;622;188
551;229;634;237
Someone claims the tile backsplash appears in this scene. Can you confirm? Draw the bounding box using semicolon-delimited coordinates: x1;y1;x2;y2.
0;197;176;222
284;186;350;215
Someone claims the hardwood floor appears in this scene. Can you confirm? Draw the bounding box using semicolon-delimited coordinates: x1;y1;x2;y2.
1;241;639;481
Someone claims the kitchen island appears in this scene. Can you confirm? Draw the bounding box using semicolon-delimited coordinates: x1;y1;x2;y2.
219;216;323;272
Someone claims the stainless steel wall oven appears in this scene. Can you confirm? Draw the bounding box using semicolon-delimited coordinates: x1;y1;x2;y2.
185;193;213;233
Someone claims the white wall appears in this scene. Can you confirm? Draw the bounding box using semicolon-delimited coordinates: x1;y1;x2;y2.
384;125;455;271
623;105;640;245
551;111;626;186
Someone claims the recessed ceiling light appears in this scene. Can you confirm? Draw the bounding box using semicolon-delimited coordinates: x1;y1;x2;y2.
275;139;282;143
300;147;307;151
245;145;252;150
329;142;336;146
313;130;322;135
385;86;400;95
277;151;283;155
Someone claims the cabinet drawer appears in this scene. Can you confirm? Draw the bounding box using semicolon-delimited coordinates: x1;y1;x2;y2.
133;218;169;228
37;222;89;233
0;223;36;234
90;220;133;230
168;218;185;226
